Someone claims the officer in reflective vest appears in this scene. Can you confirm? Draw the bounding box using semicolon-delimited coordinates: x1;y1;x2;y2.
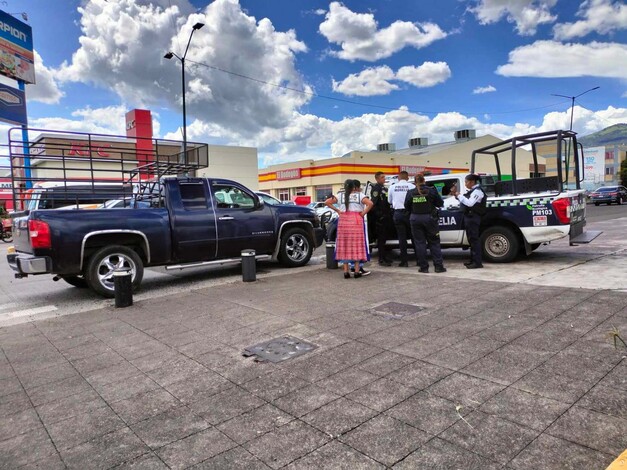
370;171;393;266
404;173;446;273
450;174;487;269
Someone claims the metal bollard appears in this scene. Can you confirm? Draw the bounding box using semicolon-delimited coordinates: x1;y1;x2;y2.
241;249;256;282
113;268;133;308
326;243;338;269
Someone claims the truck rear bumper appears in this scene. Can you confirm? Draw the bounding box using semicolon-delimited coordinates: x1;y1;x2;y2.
520;226;570;244
7;253;52;276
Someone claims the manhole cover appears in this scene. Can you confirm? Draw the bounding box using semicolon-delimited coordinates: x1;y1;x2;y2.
372;302;425;319
243;336;317;363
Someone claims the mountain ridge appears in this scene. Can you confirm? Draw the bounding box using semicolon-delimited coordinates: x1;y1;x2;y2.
578;124;627;147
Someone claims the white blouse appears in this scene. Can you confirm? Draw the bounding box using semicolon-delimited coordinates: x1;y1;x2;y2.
337;191;366;212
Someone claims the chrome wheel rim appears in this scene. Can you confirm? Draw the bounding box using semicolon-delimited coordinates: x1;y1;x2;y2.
285;234;310;262
485;234;510;258
96;253;137;291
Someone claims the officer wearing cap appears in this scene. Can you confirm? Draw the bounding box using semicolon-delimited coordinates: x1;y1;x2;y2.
404;173;446;273
388;171;415;267
369;171;392;266
450;174;487;269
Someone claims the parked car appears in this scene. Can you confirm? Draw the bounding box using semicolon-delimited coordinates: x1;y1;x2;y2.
255;192;282;205
307;202;326;210
8;178;324;297
588;186;627;205
24;182;129;211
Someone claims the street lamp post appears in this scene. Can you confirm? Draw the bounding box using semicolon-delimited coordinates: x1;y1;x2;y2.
551;86;600;131
164;22;204;163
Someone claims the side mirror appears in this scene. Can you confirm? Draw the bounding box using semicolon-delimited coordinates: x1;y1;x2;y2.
255;197;265;210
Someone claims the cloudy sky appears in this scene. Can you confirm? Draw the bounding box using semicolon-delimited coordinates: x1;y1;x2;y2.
8;0;627;167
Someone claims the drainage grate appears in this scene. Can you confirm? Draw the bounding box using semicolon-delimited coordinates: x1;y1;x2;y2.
372;302;425;320
243;336;317;363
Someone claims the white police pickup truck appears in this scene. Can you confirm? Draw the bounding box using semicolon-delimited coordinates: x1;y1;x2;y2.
361;130;601;263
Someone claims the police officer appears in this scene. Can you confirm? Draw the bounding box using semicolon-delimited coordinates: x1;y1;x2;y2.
404;173;446;273
388;171;415;267
370;171;392;266
450;174;487;269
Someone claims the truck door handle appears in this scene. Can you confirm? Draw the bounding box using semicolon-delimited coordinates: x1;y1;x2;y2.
219;216;234;220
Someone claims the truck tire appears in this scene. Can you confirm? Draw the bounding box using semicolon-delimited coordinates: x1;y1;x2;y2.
62;276;88;288
481;226;520;263
86;245;144;298
278;228;313;267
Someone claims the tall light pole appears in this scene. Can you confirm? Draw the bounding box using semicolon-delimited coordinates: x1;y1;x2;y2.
551;86;600;131
164;22;204;162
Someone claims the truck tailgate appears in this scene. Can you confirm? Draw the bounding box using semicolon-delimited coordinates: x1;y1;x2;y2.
10;214;33;254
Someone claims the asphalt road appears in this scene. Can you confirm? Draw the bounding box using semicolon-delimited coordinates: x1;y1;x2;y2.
0;204;624;327
582;200;627;222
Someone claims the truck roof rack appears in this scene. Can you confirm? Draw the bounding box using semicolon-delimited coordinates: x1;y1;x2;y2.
3;128;209;211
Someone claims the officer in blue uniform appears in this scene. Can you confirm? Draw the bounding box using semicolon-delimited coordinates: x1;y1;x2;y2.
450;174;487;269
388;171;415;267
369;171;392;266
404;173;446;273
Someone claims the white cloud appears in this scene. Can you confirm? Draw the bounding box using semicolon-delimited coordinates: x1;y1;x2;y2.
179;102;627;164
534;105;627;135
29;105;161;137
396;62;451;88
332;66;398;96
57;0;311;135
319;2;447;61
314;9;326;16
27;51;64;105
496;40;627;78
469;0;558;35
332;62;451;97
473;85;497;94
554;0;627;40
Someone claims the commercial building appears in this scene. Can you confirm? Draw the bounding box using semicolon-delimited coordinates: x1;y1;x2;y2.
580;145;626;189
2;109;258;210
533;139;627;190
259;130;538;202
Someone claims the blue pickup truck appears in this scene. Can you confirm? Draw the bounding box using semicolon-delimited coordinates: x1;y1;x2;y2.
8;177;324;297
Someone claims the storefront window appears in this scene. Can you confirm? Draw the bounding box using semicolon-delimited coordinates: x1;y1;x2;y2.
278;189;290;201
295;187;307;196
315;186;332;201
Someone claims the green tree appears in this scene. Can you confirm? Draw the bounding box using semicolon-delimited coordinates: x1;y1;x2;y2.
621;157;627;187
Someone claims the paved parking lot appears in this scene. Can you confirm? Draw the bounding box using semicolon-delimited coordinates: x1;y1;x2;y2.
1;265;625;469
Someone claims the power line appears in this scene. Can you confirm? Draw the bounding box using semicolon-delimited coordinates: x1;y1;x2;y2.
186;58;570;117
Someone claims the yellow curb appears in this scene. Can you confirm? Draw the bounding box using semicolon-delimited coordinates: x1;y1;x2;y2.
607;449;627;469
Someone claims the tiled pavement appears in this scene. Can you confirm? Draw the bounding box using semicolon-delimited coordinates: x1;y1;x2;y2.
0;268;625;469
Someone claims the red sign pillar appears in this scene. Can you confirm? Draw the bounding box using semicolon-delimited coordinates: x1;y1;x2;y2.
125;109;154;176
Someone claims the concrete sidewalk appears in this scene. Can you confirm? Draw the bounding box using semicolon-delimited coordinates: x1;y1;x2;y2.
0;267;626;469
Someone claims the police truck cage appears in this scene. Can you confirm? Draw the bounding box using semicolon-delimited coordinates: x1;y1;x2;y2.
471;129;583;196
4;127;209;212
469;129;595;244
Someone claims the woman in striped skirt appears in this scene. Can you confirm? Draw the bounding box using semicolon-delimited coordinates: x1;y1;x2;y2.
325;179;373;279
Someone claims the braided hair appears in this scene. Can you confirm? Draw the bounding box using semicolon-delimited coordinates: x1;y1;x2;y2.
343;179;355;211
